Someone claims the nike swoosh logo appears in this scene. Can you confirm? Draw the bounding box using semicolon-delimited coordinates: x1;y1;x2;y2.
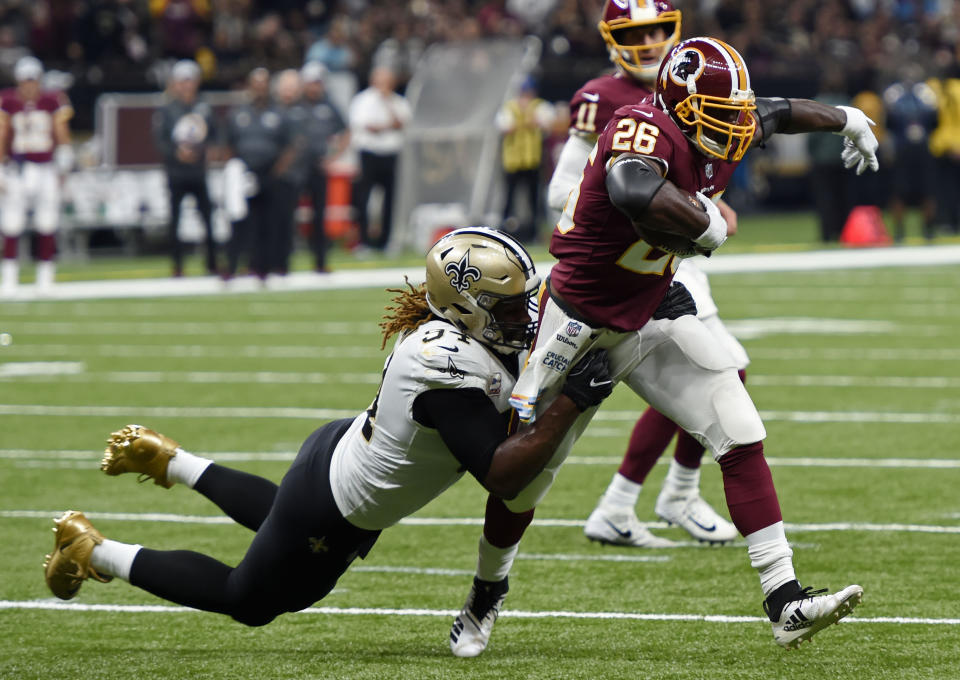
582;92;600;102
634;110;654;118
589;378;612;387
603;519;631;538
690;517;717;532
439;345;459;352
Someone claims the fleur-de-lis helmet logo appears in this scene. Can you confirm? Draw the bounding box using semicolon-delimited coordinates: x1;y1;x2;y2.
445;250;481;293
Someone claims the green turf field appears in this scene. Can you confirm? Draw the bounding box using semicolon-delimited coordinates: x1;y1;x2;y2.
1;245;959;678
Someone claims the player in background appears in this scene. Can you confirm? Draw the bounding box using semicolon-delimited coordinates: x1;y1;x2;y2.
0;56;73;297
546;0;741;549
41;228;615;636
450;37;877;657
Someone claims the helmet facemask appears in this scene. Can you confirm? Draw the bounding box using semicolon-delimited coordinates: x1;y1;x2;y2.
599;10;681;83
674;87;756;161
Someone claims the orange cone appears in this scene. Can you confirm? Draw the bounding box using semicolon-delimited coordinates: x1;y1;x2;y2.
839;206;892;247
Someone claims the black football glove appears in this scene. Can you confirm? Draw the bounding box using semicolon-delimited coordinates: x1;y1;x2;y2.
562;349;613;412
653;282;698;320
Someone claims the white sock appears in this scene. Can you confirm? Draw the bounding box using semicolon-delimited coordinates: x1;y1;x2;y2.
746;522;796;596
602;473;642;508
166;448;213;488
91;539;142;582
35;260;55;289
476;534;519;583
662;459;700;497
1;258;18;293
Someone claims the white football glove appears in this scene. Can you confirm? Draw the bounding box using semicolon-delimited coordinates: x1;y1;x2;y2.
693;192;728;252
54;144;75;174
835;106;879;175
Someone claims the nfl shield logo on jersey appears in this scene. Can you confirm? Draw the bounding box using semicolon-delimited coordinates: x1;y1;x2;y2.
566;321;582;337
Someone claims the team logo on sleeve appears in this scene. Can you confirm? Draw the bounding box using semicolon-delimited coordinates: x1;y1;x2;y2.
444;251;481;293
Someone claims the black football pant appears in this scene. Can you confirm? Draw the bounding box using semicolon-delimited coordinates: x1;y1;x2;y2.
167;174;216;275
128;418;380;626
308;169;329;270
502;168;541;243
226;175;275;279
355;151;397;250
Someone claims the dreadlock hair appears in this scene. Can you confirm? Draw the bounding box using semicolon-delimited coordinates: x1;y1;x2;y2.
379;277;438;349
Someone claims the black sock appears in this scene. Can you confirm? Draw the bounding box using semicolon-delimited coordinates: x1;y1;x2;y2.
763;579;802;621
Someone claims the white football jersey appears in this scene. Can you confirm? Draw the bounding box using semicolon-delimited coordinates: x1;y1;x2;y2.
330;319;518;530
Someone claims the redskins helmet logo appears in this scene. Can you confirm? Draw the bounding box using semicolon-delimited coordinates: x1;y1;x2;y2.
445;250;481;293
668;48;705;88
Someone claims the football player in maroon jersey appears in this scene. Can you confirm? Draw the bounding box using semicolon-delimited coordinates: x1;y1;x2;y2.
450;37;878;657
0;56;73;297
549;0;741;550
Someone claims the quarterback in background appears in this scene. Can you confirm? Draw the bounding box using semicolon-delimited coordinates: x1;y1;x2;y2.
548;0;740;548
0;56;73;297
450;37;878;657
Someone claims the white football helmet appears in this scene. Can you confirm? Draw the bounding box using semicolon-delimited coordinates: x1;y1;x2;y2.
425;227;540;354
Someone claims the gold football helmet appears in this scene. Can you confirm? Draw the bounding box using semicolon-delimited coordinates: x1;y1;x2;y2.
425;227;540;353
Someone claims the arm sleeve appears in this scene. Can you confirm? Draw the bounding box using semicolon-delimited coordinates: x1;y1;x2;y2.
547;133;594;211
605;154;667;222
754;97;792;143
412;387;506;482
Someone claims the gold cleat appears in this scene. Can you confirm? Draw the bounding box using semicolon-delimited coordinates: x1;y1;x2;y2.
43;510;113;600
101;424;179;489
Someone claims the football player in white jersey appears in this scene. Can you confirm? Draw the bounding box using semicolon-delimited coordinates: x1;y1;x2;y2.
41;228;615;633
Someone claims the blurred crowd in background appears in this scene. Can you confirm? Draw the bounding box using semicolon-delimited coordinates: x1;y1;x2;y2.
2;0;958;128
0;0;958;282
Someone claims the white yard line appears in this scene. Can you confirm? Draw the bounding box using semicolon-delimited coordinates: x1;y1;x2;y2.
3;370;957;389
0;343;385;359
2;449;958;468
7;343;959;362
0;599;957;626
6;321;377;335
1;404;959;424
2;510;957;534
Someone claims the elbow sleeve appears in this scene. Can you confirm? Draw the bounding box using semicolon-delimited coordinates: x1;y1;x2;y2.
605;156;666;222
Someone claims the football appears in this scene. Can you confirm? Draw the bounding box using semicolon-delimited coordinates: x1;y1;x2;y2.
634;223;700;257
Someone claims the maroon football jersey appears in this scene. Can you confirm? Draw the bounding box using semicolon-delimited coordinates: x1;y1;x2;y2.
568;73;652;141
0;88;72;163
550;97;740;332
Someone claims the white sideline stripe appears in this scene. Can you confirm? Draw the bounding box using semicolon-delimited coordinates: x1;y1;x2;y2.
4;449;959;469
2;404;959;424
1;600;957;626
3;511;958;534
5;370;960;391
1;245;959;302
